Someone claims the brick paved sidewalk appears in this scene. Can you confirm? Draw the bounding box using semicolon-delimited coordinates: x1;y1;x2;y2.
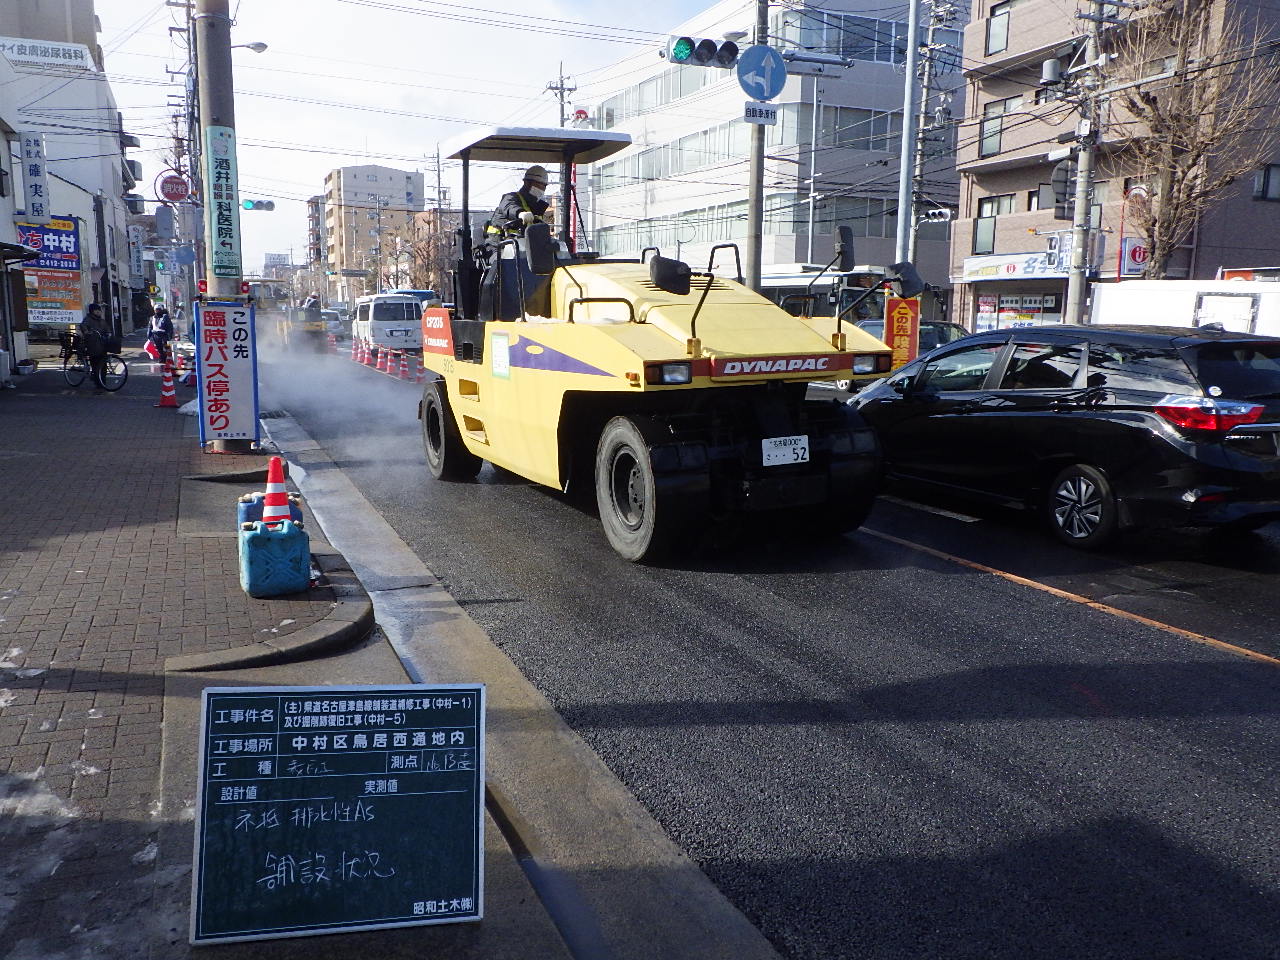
0;344;340;957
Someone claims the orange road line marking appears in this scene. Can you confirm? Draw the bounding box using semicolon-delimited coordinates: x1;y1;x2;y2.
862;528;1280;668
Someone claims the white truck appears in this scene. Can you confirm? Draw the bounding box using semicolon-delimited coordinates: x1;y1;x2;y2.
1089;280;1280;335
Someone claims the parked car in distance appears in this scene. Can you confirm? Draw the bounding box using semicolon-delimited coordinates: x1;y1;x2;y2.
831;319;969;392
854;324;1280;548
321;309;345;339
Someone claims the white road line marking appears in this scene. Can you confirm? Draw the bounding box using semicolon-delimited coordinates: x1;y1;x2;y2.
880;494;981;523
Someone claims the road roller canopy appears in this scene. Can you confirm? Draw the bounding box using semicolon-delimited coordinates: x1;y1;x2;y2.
442;126;632;165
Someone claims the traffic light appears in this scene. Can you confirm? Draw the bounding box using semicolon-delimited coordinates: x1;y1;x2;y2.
241;199;276;211
155;259;166;272
664;35;739;68
920;208;954;223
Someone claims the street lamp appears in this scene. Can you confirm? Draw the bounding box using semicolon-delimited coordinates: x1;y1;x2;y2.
232;41;268;53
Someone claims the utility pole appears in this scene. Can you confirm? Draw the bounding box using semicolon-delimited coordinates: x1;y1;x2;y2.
194;0;241;299
807;79;821;265
1064;0;1104;324
194;0;250;452
908;0;955;261
745;0;768;291
894;0;922;263
546;63;577;128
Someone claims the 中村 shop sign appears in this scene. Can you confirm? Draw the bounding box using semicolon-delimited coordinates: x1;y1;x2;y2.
17;217;83;326
962;253;1069;281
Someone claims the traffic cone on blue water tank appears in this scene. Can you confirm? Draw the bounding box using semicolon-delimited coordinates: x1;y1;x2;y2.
261;456;291;526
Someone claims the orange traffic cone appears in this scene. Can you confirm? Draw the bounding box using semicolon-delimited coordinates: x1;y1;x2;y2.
376;347;389;373
261;456;291;526
416;358;427;383
398;353;409;380
327;333;338;354
154;361;179;408
350;337;359;362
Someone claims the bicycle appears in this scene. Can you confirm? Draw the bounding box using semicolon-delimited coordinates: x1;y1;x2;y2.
59;331;128;391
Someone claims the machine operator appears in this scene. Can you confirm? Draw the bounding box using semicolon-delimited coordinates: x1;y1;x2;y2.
486;165;555;239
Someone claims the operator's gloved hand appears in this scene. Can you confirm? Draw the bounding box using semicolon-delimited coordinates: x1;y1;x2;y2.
541;210;556;224
518;211;536;226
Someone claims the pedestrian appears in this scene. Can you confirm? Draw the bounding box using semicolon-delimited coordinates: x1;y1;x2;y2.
79;302;111;392
485;165;555;240
148;305;174;365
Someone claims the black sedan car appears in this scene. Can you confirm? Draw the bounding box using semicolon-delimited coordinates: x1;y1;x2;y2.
854;324;1280;547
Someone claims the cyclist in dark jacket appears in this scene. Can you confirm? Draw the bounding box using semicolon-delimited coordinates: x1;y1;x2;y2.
486;165;554;239
79;303;111;391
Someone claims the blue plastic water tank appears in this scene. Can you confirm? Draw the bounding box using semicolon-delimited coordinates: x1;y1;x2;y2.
238;520;311;598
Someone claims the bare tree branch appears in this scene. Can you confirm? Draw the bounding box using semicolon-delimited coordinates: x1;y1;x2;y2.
1108;0;1280;276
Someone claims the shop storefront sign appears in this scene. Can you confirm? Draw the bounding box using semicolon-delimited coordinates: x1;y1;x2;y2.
962;252;1070;281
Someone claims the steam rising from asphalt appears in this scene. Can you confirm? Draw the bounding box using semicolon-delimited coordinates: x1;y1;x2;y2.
256;334;432;501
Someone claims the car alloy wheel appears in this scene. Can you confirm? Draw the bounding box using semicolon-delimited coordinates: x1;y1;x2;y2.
1047;464;1117;549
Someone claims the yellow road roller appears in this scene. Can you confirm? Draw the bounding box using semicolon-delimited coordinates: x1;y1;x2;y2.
419;127;924;561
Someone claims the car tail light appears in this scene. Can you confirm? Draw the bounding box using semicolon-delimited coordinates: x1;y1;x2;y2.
1155;395;1264;432
876;354;893;372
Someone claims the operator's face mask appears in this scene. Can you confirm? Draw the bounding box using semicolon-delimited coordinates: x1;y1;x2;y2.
528;183;545;199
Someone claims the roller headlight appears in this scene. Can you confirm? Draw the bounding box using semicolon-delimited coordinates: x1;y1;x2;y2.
645;361;692;384
852;354;877;374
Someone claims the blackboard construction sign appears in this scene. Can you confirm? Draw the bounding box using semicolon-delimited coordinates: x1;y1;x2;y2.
190;685;485;945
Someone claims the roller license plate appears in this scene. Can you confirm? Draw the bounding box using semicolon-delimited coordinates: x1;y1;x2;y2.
762;435;809;466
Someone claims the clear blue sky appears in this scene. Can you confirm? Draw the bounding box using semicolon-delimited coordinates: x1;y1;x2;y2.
95;0;705;271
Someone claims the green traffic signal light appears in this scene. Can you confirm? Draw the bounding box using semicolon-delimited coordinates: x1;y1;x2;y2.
670;36;694;62
241;199;276;211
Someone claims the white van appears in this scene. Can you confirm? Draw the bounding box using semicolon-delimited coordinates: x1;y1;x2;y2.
352;293;423;350
1090;280;1280;336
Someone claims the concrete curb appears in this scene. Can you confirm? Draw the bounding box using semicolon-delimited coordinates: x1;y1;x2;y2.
164;544;374;673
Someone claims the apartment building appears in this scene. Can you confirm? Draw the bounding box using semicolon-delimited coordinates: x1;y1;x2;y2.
323;165;425;304
0;0;141;366
306;195;324;271
952;0;1280;330
588;0;964;289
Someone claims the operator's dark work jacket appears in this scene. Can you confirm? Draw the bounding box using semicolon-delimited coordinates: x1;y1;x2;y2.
488;187;550;236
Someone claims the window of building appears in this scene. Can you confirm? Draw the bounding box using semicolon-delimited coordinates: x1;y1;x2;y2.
1028;184;1049;211
980;96;1021;157
987;1;1011;55
1254;164;1280;201
973;193;1014;255
978;194;1016;216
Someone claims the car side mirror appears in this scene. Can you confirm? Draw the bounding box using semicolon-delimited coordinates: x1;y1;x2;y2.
524;222;556;276
649;255;691;296
891;377;912;398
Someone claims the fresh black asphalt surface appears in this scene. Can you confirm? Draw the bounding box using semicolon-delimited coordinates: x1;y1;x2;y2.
266;354;1280;960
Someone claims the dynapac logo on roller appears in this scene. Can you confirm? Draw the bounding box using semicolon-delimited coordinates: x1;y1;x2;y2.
713;354;840;376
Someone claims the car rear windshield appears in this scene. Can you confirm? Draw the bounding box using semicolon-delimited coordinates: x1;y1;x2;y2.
372;302;418;322
1184;341;1280;400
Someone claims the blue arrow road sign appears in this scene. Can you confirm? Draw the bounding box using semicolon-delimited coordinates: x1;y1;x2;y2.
737;44;786;102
